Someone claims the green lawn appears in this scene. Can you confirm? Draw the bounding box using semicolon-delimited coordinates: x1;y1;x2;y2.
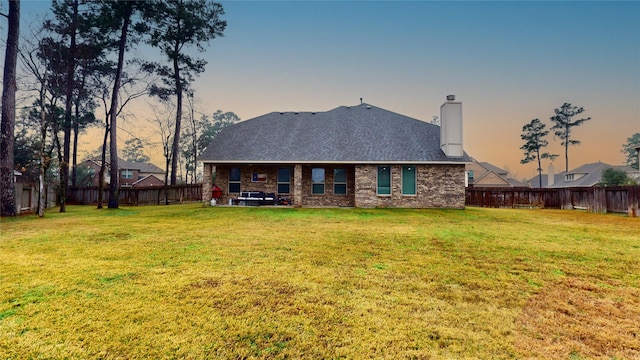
1;205;638;359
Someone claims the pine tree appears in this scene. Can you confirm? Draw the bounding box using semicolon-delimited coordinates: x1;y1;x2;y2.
143;0;226;185
550;103;591;172
520;118;557;188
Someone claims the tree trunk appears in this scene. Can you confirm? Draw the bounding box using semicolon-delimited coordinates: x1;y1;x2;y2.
190;94;197;184
164;135;171;205
71;72;86;187
0;0;20;217
38;85;48;217
170;56;182;186
72;109;79;186
108;4;133;209
536;149;542;188
97;120;109;209
60;0;78;213
564;137;569;173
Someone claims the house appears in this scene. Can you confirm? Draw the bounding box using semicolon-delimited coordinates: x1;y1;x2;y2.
466;158;530;188
131;174;165;187
198;96;472;208
529;162;636;188
78;158;166;187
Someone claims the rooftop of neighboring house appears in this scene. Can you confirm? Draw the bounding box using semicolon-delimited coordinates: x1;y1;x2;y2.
81;157;164;174
529;162;636;188
467;158;529;188
478;161;508;176
117;159;164;174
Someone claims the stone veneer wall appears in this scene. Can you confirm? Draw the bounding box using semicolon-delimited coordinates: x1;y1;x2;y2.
210;164;356;207
210;165;292;205
204;163;465;208
202;163;214;203
354;164;466;208
299;165;355;207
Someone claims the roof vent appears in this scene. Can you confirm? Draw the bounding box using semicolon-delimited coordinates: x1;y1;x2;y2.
446;95;456;101
366;105;372;109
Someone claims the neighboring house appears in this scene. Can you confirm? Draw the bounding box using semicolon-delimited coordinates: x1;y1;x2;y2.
529;162;636;188
466;158;530;188
78;158;166;187
199;96;472;208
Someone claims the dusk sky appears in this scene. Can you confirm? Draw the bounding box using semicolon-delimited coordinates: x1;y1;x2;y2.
9;1;640;180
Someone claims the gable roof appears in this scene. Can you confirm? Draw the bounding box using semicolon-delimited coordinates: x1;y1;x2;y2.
82;157;164;174
118;159;164;174
468;159;529;188
528;162;635;188
199;103;471;164
479;161;508;176
132;174;165;187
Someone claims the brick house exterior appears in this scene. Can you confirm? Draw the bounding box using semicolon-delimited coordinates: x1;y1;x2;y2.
132;174;165;187
78;158;165;187
199;97;471;208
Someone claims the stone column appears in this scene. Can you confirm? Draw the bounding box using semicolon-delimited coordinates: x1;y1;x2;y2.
293;164;302;208
202;163;214;204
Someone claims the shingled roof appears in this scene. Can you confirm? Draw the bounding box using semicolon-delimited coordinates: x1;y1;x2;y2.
530;162;636;188
199;103;470;164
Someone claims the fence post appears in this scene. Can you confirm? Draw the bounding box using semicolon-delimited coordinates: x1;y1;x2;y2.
629;186;639;217
593;187;606;214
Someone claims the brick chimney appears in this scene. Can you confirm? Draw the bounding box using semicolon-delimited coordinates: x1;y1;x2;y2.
547;164;555;187
440;95;463;157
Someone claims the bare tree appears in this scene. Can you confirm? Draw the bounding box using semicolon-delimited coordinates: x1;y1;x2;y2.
95;72;149;209
148;100;175;205
18;25;53;216
182;90;197;183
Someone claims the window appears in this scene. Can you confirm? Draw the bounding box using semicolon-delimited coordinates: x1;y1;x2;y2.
121;169;133;179
312;168;325;194
277;168;291;194
377;166;391;195
334;168;347;195
468;170;474;183
402;166;416;195
229;167;241;193
566;174;574;181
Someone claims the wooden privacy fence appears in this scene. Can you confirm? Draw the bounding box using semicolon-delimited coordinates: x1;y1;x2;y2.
466;186;640;217
68;184;203;206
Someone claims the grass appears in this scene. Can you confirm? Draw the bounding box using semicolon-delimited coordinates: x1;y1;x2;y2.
0;204;638;359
